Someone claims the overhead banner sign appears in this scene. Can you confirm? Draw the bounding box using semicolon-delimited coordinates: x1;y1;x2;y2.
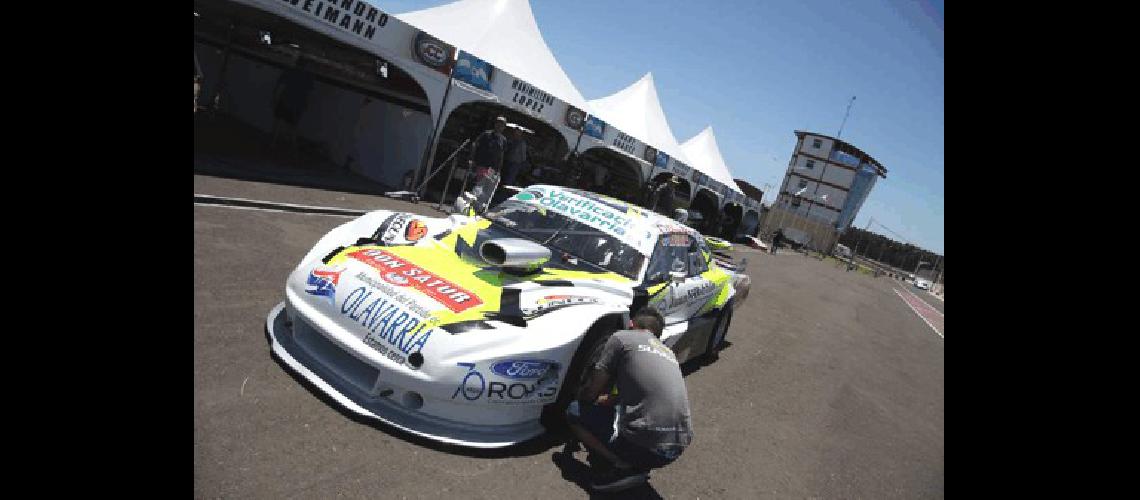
583;115;606;140
667;159;691;179
276;0;392;41
453;50;493;91
412;31;455;75
611;131;640;156
485;74;571;126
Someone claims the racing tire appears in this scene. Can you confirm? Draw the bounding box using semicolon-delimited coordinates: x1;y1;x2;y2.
703;302;733;363
540;325;618;435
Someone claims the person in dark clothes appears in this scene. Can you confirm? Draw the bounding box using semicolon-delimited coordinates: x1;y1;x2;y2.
653;176;678;216
469;116;507;182
771;228;783;254
564;306;693;492
270;56;315;162
502;125;528;186
642;179;659;210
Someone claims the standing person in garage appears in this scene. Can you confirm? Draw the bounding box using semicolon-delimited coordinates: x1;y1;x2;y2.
469;116;508;182
653;176;678;217
502;124;529;187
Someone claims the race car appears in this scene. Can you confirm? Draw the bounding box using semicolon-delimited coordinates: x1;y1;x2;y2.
266;184;751;448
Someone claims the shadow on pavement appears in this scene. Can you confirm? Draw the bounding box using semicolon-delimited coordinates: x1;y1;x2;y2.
551;446;664;499
680;340;734;377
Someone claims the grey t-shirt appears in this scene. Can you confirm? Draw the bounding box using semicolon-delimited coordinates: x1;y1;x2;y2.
593;329;693;458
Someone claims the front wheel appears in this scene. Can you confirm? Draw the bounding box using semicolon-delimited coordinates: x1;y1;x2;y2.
541;328;615;434
704;303;733;363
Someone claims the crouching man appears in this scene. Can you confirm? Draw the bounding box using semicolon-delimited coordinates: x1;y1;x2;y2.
566;306;693;492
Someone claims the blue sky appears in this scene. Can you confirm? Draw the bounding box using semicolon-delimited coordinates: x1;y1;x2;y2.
384;0;944;254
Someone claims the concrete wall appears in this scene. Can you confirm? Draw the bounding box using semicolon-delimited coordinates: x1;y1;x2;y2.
790;154;823;180
798;134;834;158
821;163;856;187
761;206;840;252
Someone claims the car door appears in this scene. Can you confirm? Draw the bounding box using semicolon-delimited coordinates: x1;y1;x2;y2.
645;233;716;358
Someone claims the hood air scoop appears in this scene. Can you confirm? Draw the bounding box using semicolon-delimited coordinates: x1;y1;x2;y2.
479;238;551;274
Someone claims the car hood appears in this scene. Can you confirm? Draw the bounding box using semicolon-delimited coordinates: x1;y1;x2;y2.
293;214;637;331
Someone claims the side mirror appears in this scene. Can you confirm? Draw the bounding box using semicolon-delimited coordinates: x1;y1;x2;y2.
669;270;686;283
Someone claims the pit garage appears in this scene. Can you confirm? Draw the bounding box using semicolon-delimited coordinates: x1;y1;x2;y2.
740;208;760;238
421;101;571;202
721;201;745;240
194;0;433;189
688;188;722;235
648;171;693;211
572;147;649;206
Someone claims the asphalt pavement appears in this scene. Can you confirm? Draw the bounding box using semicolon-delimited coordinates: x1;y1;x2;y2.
194;180;944;498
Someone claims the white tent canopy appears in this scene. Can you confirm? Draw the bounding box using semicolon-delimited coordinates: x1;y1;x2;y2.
395;0;590;111
587;72;690;164
681;126;745;196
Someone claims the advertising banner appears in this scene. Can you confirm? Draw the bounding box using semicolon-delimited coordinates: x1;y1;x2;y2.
453;50;493;91
583;115;606;140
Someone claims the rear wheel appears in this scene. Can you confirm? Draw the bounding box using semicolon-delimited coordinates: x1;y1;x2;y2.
703;302;733;362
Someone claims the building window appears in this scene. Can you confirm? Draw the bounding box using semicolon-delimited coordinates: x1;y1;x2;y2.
812;138;822;148
791;197;801;208
798;179;808;189
805;160;815;170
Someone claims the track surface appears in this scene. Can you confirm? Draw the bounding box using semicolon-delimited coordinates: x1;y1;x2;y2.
193;176;944;498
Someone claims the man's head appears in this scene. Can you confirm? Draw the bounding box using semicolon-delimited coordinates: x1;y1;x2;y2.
494;116;507;133
630;306;665;338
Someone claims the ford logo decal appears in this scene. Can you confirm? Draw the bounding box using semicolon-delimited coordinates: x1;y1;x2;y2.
490;360;558;380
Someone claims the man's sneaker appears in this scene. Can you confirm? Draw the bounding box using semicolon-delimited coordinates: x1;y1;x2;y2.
586;452;614;474
590;467;649;492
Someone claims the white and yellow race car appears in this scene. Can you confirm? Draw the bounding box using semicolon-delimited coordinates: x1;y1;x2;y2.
266;185;751;448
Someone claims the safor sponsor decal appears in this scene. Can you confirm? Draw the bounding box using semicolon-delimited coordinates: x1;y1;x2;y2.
404;219;428;242
348;248;483;312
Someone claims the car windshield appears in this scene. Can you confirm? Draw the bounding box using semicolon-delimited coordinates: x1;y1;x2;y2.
483;199;646;279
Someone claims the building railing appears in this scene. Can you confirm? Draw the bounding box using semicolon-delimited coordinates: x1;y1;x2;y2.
829;150;861;167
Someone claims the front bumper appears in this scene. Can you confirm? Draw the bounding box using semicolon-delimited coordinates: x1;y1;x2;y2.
266;301;546;448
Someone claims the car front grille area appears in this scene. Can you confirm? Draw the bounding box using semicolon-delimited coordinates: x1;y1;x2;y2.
292;318;380;395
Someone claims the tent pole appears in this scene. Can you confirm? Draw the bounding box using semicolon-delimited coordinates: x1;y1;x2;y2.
414;57;457;198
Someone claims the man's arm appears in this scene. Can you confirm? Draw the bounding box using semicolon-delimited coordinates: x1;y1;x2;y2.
578;368;612;405
579;335;622;404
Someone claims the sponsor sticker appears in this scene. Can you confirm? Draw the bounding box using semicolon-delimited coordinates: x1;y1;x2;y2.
490;359;559;380
341;285;434;358
513;188;545;202
305;266;344;304
348;248;483;312
404;219;428;242
378;213;420;246
451;362;560;404
533;189;633;236
521;294;600;316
